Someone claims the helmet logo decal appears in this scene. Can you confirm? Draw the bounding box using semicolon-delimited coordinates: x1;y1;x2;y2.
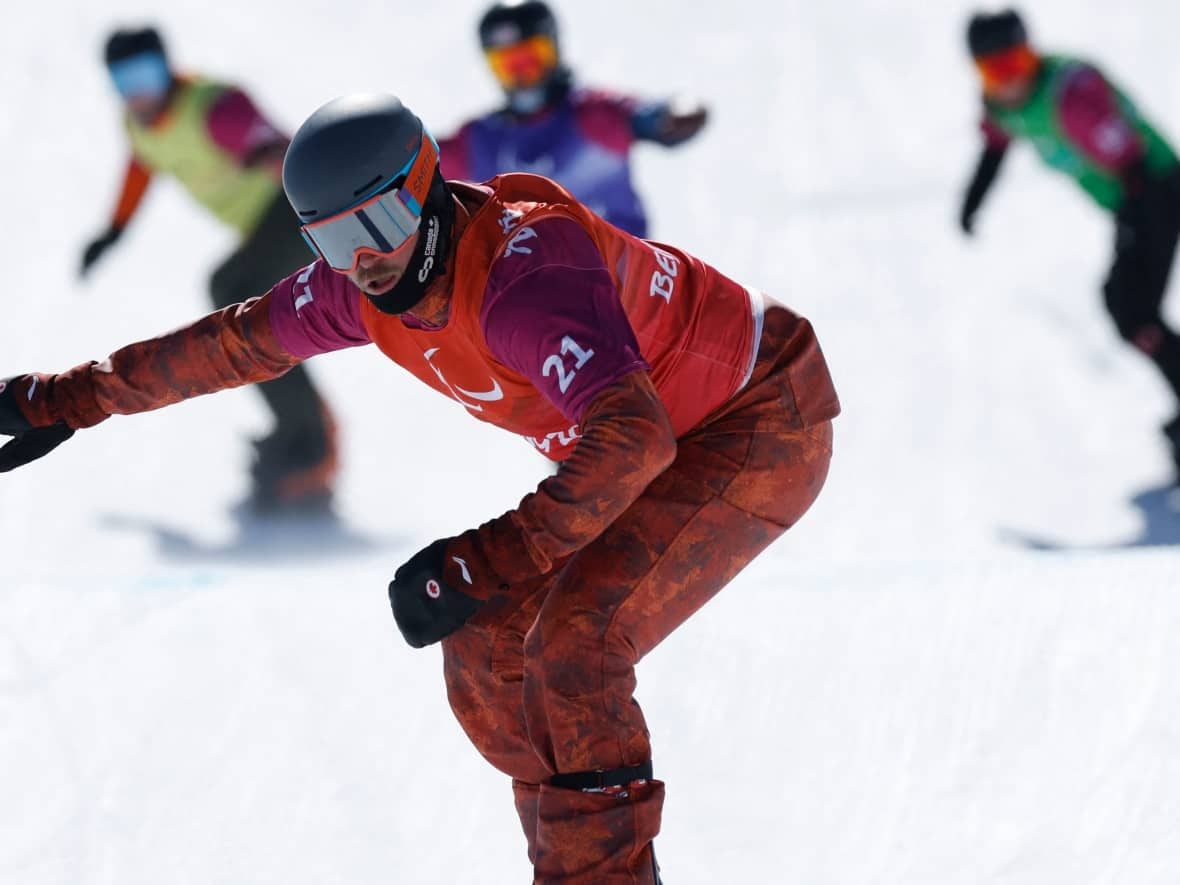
451;557;473;585
426;579;441;599
417;215;441;283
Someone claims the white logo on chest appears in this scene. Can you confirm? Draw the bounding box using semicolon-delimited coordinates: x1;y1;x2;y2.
423;348;504;412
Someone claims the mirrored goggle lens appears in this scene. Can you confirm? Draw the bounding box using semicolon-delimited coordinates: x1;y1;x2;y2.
109;53;170;98
302;187;421;272
485;35;558;88
975;45;1037;92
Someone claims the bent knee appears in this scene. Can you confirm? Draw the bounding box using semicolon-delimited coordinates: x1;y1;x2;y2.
722;421;833;527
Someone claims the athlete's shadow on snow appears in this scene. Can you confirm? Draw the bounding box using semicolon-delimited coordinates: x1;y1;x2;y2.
97;507;396;564
1000;484;1180;551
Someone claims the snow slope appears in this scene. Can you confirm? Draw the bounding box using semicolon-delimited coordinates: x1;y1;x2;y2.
4;1;1180;882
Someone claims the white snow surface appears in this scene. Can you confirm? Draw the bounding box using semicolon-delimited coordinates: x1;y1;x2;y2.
5;1;1180;883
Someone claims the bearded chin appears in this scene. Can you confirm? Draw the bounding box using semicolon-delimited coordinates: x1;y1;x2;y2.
362;171;454;316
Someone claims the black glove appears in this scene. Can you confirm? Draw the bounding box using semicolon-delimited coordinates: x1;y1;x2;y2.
0;376;74;473
632;99;708;147
959;145;1007;237
79;225;123;277
389;538;484;648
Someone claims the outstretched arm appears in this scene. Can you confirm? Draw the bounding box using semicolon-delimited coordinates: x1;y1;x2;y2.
4;259;371;473
79;157;152;277
0;294;297;471
631;97;709;147
572;91;708;156
959;141;1008;235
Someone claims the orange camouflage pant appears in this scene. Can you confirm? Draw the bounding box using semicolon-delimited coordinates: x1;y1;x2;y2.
442;330;834;882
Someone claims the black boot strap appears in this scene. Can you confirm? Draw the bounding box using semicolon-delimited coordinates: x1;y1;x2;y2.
550;761;653;790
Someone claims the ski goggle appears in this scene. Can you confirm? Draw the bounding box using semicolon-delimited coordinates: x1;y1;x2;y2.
108;53;171;99
974;45;1039;95
484;35;559;89
300;131;439;273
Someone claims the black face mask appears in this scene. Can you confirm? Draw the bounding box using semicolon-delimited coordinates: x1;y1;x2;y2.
363;171;455;316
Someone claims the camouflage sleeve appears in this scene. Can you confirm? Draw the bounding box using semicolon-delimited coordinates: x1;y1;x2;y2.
17;293;298;430
446;369;677;589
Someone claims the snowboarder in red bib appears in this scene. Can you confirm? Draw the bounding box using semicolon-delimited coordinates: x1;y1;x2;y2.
1;93;838;883
79;26;338;511
959;9;1180;477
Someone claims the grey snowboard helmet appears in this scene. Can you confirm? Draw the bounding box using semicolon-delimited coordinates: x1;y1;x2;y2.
283;93;453;314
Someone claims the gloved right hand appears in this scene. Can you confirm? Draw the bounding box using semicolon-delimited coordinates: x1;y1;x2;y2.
389;537;486;648
0;376;74;473
79;225;123;277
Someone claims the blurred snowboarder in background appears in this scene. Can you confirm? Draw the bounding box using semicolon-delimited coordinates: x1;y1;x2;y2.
959;9;1180;481
0;92;838;882
437;0;708;237
79;26;338;512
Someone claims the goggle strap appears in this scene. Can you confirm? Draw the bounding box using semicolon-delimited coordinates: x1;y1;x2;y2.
400;132;439;211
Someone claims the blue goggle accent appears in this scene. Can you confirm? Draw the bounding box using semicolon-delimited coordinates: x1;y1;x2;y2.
109;53;171;99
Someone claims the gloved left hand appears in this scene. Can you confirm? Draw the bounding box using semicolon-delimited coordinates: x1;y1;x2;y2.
0;375;75;473
389;537;486;648
79;225;124;277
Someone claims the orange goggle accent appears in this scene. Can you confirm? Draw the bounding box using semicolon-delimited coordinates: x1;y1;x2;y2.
975;45;1039;95
484;35;558;89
